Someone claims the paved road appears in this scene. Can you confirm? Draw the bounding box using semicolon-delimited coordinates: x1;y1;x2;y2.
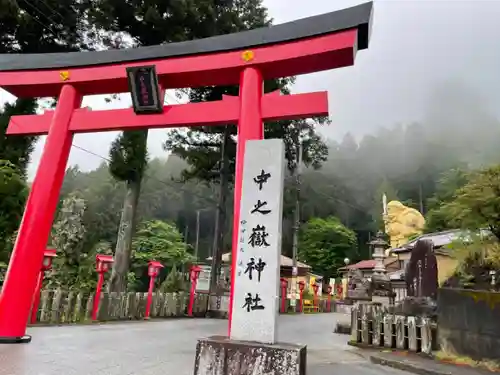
0;313;411;375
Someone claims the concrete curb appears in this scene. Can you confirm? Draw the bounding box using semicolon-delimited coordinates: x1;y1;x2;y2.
370;355;452;375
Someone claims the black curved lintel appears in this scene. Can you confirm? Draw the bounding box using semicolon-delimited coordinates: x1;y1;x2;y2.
0;2;372;72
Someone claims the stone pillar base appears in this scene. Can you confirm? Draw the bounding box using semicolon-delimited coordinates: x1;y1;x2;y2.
194;335;306;375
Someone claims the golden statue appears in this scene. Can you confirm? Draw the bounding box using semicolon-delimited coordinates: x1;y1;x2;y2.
383;200;425;251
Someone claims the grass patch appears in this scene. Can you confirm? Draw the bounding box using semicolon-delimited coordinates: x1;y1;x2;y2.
435;350;500;372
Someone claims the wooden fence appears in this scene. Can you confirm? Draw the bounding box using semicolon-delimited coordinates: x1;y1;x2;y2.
350;302;437;354
30;290;208;325
29;290;340;325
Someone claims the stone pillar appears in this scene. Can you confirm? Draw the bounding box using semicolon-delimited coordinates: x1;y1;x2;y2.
194;139;306;375
383;314;394;348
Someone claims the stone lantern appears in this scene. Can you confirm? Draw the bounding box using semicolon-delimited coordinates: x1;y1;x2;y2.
369;231;389;280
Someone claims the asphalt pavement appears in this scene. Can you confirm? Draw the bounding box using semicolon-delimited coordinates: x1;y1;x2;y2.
0;313;412;375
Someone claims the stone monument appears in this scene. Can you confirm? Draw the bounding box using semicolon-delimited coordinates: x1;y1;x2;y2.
368;231;395;304
346;269;372;301
193;139;306;375
406;239;438;299
393;239;438;316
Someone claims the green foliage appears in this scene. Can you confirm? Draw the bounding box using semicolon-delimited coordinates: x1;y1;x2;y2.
165;82;329;184
132;220;194;266
107;129;149;293
86;0;271;47
159;265;187;293
298;216;357;279
8;3;499;292
437;166;500;240
109;130;149;183
88;0;328;184
75;241;114;293
0;0;98;277
0;100;37;176
1;0;91;54
0;160;28;263
128;220;194;291
46;194;88;290
0;261;7;285
425;168;469;233
47;199;114;293
301;288;315;301
445;234;500;289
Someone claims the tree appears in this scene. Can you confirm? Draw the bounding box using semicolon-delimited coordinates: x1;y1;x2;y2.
46;193;87;290
298;216;357;280
425;168;469;232
107;130;149;292
128;220;194;291
0;100;38;176
0;0;100;275
132;220;194;266
0;0;97;172
85;0;326;292
0;161;28;269
440;165;500;240
158;265;187;293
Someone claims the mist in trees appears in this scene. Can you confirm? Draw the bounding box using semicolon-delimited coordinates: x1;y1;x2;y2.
2;0;500;289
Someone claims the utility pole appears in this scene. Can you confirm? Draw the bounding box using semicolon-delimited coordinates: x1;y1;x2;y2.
291;130;302;307
208;126;230;303
184;224;189;244
195;210;200;261
418;183;424;214
292;137;302;269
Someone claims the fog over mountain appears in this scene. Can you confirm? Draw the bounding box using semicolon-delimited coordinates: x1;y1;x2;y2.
1;0;499;179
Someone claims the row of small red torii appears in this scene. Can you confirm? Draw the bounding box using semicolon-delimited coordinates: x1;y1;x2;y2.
31;252;335;323
279;278;335;314
31;251;205;323
0;12;365;341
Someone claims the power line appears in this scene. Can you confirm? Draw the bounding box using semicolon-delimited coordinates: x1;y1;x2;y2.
21;0;63;31
19;0;65;42
35;0;67;25
7;5;211;202
70;144;217;204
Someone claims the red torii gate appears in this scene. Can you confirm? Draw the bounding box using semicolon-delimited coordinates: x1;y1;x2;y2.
0;2;373;342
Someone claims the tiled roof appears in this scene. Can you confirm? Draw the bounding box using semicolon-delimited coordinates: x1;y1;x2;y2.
346;260;377;270
339;257;398;271
206;253;311;269
391;228;492;254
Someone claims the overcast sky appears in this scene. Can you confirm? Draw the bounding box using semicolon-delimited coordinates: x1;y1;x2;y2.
2;0;500;178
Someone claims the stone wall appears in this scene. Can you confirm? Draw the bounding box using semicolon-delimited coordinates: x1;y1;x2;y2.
438;288;500;361
350;302;437;354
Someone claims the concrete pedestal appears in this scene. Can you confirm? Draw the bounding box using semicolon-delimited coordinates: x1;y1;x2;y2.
194;335;306;375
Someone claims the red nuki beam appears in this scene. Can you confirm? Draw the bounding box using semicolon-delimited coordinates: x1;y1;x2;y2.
7;91;328;136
